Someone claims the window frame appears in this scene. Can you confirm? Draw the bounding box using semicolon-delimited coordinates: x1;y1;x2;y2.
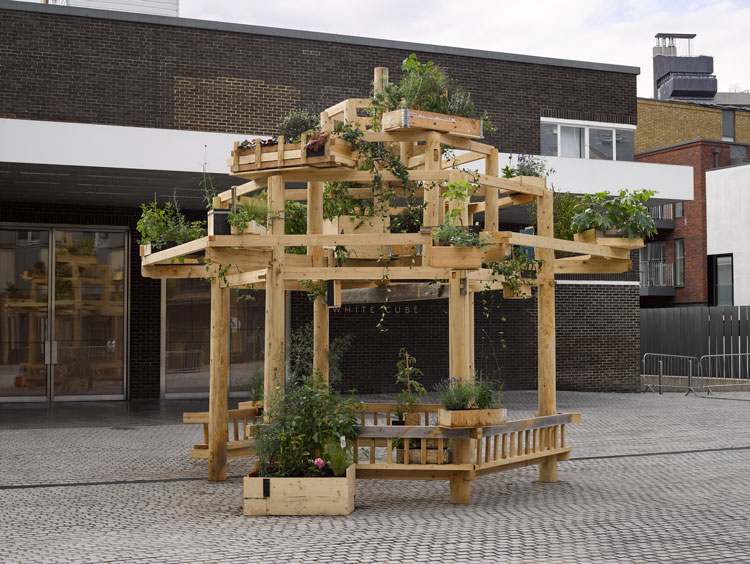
540;117;636;161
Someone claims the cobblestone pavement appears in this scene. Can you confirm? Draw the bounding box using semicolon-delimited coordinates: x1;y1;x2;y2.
1;391;750;563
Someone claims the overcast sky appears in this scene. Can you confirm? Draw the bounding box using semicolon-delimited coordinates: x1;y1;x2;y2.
178;0;750;98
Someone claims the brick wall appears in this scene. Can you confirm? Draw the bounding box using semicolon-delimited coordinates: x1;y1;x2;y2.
0;7;637;154
636;99;750;154
635;140;734;305
0;202;160;399
291;284;641;393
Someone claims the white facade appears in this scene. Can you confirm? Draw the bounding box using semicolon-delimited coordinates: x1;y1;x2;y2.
64;0;178;17
706;164;750;305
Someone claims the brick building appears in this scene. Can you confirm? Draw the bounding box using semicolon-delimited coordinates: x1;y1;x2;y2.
0;1;690;401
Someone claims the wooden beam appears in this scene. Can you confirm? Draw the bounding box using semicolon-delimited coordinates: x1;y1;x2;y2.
264;246;285;411
497;194;535;209
141;264;216;279
485;148;499;232
282;266;454;281
479;175;546;197
207;233;432;248
554;257;632;274
205;248;272;269
231;167;452;184
308;180;329;383
208;278;229;481
492;232;631;260
141;237;209;266
223;269;266;288
340;282;445;304
423;131;442;227
438;134;495;155
442;151;485;169
536;187;557;484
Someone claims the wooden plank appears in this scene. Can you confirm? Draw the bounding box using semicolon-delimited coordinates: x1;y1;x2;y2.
141;237;209;266
438;134;495;155
442;151;486;169
208;278;229;481
493;231;631;260
281;266;454;281
554;257;632;275
357;425;470;439
485;148;499;232
207;233;432;248
478;175;546;197
382;109;483;138
423;131;442;227
497;194;535;209
141;264;217;279
205;248;272;269
475;448;572;476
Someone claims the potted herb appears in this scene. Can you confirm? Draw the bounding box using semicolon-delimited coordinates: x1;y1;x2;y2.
277;109;319;143
137;200;205;252
571;189;657;241
393;348;426;425
431;220;485;269
486;248;540;300
227;197;269;235
245;374;362;516
435;378;506;428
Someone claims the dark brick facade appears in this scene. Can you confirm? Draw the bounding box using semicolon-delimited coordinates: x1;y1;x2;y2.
0;203;160;399
0;5;636;153
636;141;734;306
291;283;641;394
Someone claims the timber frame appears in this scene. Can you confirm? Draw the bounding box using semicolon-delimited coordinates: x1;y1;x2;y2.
140;67;643;501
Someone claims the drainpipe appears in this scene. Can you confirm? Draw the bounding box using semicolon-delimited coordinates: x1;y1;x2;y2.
713;147;721;168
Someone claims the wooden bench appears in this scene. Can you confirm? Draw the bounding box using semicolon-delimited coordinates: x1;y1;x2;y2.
183;407;260;460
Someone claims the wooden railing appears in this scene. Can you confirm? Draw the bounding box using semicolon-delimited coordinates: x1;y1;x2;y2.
359;402;442;426
183;407;260;460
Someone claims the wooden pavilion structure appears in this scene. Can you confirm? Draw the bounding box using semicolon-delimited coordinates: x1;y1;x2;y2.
141;67;641;503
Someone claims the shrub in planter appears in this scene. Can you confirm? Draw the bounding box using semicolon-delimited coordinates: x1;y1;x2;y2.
277;109;320;143
394;348;426;424
435;377;506;427
137;200;205;251
570;189;657;240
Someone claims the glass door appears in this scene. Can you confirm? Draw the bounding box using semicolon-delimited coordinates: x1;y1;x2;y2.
0;229;50;401
52;230;127;399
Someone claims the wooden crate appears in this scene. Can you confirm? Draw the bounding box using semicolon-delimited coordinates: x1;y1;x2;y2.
243;465;355;516
438;408;507;428
430;246;483;269
573;229;644;249
230;134;355;173
381;109;483;138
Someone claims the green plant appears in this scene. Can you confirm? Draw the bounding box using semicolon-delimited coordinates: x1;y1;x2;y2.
434;377;503;410
323;441;353;476
200;165;218;210
570;189;657;240
299;279;327;303
284;200;308;255
247;370;264;403
136;200;205;250
369;54;495;132
486;247;542;295
287;322;353;387
254;374;362;477
394;348;426;421
501;153;554;178
277;110;320;143
71;234;95;256
432;220;485;248
390;207;423;233
528;188;580;244
227;197;270;232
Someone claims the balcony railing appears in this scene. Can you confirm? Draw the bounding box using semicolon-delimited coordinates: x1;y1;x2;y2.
640;260;674;287
648;204;674;220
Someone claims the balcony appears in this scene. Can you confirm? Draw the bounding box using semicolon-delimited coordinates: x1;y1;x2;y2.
647;204;675;230
640;260;675;297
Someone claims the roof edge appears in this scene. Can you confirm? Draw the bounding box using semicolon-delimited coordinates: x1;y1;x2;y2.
0;0;641;75
636;138;750;156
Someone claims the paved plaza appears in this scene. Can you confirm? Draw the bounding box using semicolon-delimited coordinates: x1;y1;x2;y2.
1;391;750;563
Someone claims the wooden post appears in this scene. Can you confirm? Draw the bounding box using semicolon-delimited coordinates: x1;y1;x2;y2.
307;181;329;382
373;66;389;92
423;132;441;227
208;277;229;481
536;184;558;483
449;438;473;504
264;175;286;409
485;148;499;232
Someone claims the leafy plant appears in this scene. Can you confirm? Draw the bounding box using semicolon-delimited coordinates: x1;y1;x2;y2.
299;279;327;303
323;182;374;221
323;442;353;476
528;188;580;244
486;247;542;295
570;189;657;240
254;374;362;477
305;129;330;152
284;200;308;255
501;153;554;178
287;322;353;387
390;207;423;233
227;197;271;232
277;110;320;143
247;370;264;403
434;377;503;410
432;220;485;248
394;348;426;422
136;200;205;250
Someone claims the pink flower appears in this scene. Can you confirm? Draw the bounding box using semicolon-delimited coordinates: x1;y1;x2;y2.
313;457;325;470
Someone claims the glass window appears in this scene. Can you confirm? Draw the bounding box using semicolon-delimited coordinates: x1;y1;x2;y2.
615;129;634;161
675;239;684;287
674;201;684;218
589;128;613;160
716;255;733;306
560;126;585;158
540;123;558;156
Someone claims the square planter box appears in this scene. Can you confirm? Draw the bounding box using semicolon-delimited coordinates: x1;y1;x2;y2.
243;465;355;516
430;246;483;269
229;220;267;236
438;408;507;428
230;135;354;172
502;284;532;299
381;108;483;138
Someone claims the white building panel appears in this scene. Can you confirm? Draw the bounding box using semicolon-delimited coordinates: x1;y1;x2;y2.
66;0;178;17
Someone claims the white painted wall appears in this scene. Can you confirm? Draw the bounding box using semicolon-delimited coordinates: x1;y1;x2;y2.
0;119;264;175
456;152;693;202
707;164;750;305
67;0;178;17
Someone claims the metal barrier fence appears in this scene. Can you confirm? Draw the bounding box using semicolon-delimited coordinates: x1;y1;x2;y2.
699;353;750;394
641;353;701;395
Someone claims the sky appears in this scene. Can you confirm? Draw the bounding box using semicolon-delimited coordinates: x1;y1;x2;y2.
176;0;750;98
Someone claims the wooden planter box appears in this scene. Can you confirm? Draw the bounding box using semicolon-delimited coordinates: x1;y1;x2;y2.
381;109;483;138
430;246;483;269
323;215;389;259
229;220;267;235
396;447;451;464
573;229;644;249
389;243;422;258
230;135;354;173
243;465;355;516
438;408;507;428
